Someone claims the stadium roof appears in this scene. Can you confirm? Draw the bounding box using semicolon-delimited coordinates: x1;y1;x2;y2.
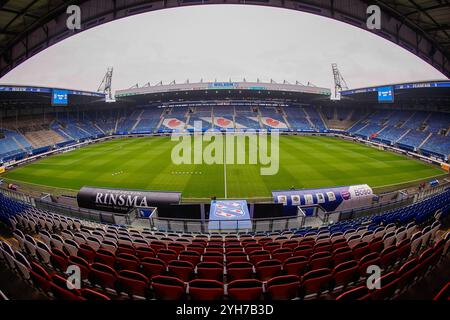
115;80;331;104
0;1;449;79
116;81;331;97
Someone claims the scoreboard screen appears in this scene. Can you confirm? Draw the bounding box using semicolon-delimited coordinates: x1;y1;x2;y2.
377;86;394;103
52;89;68;105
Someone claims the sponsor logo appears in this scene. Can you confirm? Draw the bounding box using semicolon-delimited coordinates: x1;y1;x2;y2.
95;193;149;208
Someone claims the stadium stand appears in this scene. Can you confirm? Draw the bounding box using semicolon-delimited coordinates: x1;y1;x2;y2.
0;187;449;300
212;106;235;130
259;107;288;130
420;134;450;159
188;107;213;131
131;108;163;134
0;105;449;162
234;106;260;130
283;106;314;131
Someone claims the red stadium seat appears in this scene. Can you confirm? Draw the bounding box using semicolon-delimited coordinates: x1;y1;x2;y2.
293;245;313;258
29;261;52;293
255;259;282;281
205;245;223;254
352;242;371;260
50;274;83;300
433;282;450;301
249;250;271;264
191;239;207;247
77;243;96;263
88;262;118;291
68;255;91;280
226;262;254;282
332;247;354;265
358;252;381;275
179;250;201;266
202;251;224;264
241;239;257;247
266;275;300;300
150;241;166;252
80;288;111;300
369;237;384;253
299;237;316;245
282;240;299;250
331;239;348;250
117;243;136;256
332;260;360;289
141;257;166;279
189;279;224;300
135;246;156;260
117;270;149;299
336;286;370;300
95;248;116;267
243;244;262;254
396;258;419;291
313;242;332;254
157;249;178;264
396;239;411;262
264;242;281;253
151;275;185;300
258;237;272;246
225;244;244;253
227;279;264;300
283;256;308;277
308;251;332;270
196;262;224;281
168;260;195;281
380;246;398;269
50;248;69;272
168;243;185;255
186;244;205;255
226;251;248;263
272;248;292;262
115;253;140;271
300;268;333;298
369;271;399;300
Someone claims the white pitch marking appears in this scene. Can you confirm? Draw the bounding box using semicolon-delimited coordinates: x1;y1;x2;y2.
223;135;227;199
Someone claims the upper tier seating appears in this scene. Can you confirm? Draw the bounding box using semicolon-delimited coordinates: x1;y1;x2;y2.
131;109;163;134
283;107;313;131
420;134;450;160
0;129;33;161
303;106;327;131
234;107;260;130
396;130;429;151
373;126;409;144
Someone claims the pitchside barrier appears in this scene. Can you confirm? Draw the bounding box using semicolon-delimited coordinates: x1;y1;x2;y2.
1;183;449;233
146;215;306;234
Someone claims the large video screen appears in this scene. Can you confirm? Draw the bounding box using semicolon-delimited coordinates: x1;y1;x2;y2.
52;89;68;105
377;86;394;103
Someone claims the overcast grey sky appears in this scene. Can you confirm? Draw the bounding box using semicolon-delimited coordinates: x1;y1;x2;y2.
0;5;446;93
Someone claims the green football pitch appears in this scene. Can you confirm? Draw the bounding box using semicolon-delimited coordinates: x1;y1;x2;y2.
2;136;446;199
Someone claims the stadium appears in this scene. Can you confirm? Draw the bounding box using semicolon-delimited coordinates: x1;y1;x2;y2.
0;0;449;305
